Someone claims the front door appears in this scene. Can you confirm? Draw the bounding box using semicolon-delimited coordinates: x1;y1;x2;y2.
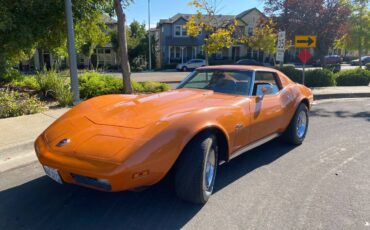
249;71;285;143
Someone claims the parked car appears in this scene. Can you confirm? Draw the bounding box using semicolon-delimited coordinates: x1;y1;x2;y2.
351;56;370;66
176;59;206;71
35;65;313;204
314;55;342;66
236;59;264;66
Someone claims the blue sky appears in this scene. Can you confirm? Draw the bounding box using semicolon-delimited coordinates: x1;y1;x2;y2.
125;0;264;28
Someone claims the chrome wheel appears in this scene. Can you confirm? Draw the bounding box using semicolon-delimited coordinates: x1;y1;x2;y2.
296;110;307;138
204;147;216;193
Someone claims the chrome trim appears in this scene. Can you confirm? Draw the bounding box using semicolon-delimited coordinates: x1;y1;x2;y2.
229;133;280;160
249;71;256;96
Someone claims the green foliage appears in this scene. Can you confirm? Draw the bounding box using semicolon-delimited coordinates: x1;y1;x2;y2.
304;69;336;87
335;68;370;86
276;66;303;83
0;69;22;84
79;72;170;99
277;67;336;87
0;89;45;118
323;64;341;73
36;71;72;106
366;63;370;71
79;72;122;99
0;0;111;75
10;76;39;90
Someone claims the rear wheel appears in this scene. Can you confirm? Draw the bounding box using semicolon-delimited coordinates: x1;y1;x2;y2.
182;66;188;71
282;103;309;145
174;132;218;204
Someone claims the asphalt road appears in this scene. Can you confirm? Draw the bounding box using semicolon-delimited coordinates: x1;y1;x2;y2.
1;98;370;230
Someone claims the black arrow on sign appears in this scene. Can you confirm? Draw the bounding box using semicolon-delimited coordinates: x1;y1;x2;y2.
297;37;314;46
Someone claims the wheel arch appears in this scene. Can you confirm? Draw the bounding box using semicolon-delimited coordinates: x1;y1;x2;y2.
181;125;230;164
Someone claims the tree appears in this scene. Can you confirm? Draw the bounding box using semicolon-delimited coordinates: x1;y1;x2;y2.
242;18;278;63
186;0;238;65
335;0;370;68
264;0;351;65
0;0;111;78
113;0;133;94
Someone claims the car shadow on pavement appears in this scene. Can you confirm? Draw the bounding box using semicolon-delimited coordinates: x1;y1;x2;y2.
0;140;295;230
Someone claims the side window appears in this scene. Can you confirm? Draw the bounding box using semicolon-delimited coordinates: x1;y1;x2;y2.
253;72;281;96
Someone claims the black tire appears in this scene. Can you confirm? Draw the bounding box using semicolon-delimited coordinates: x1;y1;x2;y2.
182;66;188;72
174;132;218;204
282;103;309;145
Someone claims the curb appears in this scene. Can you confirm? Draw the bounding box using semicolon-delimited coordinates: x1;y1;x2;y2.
314;93;370;100
0;141;37;173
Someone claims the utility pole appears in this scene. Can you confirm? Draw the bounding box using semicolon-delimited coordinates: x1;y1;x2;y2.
64;0;80;104
148;0;152;71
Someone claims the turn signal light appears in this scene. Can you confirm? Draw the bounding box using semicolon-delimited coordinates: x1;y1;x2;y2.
132;170;149;179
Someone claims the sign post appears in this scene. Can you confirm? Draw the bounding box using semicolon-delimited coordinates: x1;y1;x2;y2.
298;49;312;85
276;31;286;68
295;35;316;85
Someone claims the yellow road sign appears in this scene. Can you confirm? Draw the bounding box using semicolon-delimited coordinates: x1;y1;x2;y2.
295;35;317;48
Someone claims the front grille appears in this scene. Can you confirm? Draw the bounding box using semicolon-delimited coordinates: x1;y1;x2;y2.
71;174;112;191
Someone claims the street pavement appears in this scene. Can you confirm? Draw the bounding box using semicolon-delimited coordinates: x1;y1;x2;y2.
0;98;369;230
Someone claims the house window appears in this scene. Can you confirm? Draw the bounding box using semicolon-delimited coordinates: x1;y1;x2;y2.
199;46;204;55
174;25;188;37
170;46;181;59
175;25;181;36
182;26;188;36
216;50;223;59
105;49;111;54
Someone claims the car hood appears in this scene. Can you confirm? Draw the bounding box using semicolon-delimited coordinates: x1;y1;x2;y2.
84;88;237;128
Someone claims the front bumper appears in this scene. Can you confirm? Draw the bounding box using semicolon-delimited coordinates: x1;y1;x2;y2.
35;136;159;192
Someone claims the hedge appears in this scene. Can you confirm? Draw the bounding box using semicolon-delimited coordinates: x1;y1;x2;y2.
304;69;336;87
335;69;370;86
277;67;335;87
366;63;370;71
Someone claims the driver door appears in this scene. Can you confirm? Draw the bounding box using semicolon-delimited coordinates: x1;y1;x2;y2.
248;71;285;143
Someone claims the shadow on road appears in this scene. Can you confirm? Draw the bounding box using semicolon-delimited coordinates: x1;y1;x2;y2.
310;109;370;121
0;140;295;230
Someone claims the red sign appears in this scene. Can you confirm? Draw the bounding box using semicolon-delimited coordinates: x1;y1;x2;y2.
298;49;312;64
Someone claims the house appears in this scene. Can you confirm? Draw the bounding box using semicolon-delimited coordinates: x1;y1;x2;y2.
154;8;267;68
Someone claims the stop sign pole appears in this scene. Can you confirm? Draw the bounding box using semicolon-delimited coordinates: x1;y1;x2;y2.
298;49;312;85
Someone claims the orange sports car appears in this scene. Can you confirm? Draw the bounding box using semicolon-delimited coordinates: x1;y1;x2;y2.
35;65;313;204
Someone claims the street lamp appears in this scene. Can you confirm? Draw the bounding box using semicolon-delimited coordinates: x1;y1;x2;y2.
64;0;80;104
148;0;152;71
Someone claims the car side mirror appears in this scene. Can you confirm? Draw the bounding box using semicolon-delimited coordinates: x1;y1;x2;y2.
256;84;273;101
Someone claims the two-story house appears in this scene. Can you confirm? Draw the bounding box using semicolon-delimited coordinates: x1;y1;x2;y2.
155;8;266;69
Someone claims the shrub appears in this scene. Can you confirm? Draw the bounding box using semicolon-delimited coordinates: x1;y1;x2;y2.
0;69;22;84
79;72;122;99
304;69;336;87
36;71;72;106
276;66;303;83
79;72;170;98
10;76;39;90
335;69;370;86
323;64;341;73
0;89;45;118
365;63;370;71
139;81;170;93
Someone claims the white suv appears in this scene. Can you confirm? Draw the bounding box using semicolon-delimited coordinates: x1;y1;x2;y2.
176;59;206;71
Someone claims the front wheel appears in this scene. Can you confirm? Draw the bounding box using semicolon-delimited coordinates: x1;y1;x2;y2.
174;132;218;204
182;66;188;71
282;103;309;145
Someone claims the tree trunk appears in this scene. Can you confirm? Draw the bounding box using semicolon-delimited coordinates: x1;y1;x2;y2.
114;0;133;94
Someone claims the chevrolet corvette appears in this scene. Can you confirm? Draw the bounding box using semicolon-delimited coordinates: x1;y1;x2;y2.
35;65;313;204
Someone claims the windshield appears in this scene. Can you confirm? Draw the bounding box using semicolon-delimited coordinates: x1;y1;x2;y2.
177;70;253;96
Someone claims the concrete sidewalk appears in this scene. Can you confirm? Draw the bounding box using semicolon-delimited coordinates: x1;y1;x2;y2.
313;86;370;100
0;108;68;172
